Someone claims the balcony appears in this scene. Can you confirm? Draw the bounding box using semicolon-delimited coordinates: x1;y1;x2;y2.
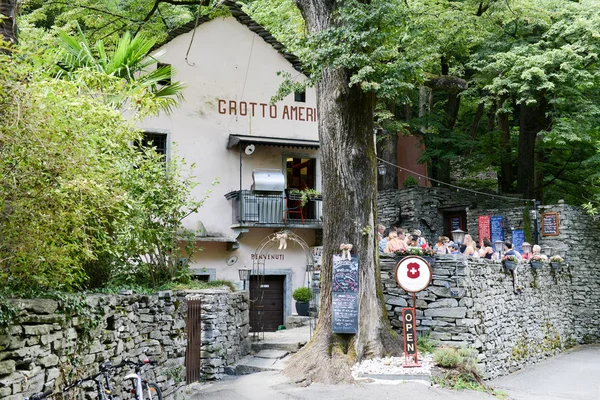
225;190;323;229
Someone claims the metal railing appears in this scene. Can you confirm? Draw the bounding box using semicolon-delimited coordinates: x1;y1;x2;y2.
225;190;323;226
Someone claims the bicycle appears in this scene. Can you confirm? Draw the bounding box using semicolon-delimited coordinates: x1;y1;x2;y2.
120;358;162;400
63;361;118;400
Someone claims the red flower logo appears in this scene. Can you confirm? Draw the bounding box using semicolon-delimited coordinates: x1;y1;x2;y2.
407;262;420;279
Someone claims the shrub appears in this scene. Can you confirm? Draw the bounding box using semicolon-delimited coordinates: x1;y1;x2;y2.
293;287;313;302
433;346;462;368
403;176;418;188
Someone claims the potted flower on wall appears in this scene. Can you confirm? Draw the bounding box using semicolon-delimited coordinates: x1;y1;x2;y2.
529;253;548;269
293;286;313;316
503;255;519;271
549;255;564;270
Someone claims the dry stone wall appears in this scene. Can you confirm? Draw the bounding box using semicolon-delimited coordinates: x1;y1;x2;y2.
0;290;250;399
379;188;600;378
382;252;597;379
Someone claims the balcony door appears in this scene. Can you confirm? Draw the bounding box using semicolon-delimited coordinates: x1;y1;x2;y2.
286;157;317;191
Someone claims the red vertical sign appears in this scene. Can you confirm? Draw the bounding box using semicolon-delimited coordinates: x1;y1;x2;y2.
478;215;491;247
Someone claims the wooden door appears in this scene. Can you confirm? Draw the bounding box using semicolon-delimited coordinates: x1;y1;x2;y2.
249;275;285;332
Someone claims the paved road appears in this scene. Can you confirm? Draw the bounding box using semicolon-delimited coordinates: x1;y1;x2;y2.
491;345;600;400
188;345;600;400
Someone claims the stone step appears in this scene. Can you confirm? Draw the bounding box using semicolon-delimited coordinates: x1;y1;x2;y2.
251;341;303;353
226;353;290;376
254;349;289;359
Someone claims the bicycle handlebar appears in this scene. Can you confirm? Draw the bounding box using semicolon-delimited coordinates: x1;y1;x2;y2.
63;371;104;392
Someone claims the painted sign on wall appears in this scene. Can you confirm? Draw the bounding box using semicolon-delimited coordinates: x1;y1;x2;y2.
332;256;359;334
512;229;525;253
218;99;317;122
478;215;491;246
490;216;504;244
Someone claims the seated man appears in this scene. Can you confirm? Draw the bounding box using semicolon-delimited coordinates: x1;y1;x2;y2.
504;241;522;260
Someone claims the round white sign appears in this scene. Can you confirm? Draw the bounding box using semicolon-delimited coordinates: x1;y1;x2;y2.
394;256;432;293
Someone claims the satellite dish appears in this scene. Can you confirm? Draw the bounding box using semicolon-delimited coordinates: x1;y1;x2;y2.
226;256;238;266
244;144;256;155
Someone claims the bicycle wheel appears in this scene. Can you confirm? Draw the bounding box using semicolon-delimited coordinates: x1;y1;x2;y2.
143;382;162;400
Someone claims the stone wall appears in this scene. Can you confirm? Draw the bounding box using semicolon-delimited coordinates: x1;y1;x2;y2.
0;290;250;399
378;186;527;243
188;290;250;380
379;190;600;378
381;256;586;378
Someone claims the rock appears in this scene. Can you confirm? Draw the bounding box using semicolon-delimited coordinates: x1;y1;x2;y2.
0;360;16;375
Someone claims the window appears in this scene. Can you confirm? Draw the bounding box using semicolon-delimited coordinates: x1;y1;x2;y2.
136;132;168;156
156;62;172;86
294;90;306;103
286;157;317;190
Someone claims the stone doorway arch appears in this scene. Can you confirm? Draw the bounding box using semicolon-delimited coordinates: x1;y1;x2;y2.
250;230;316;338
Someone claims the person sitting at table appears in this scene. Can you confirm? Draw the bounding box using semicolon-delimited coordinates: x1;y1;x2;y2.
464;245;479;257
504;241;522;260
384;230;407;253
478;237;494;259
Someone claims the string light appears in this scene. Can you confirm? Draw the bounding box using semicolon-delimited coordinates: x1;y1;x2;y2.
377;157;535;203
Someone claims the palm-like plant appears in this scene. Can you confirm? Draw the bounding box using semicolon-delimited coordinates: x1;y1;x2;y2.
57;25;184;114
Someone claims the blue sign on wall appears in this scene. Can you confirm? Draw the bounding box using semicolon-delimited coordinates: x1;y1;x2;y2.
490;216;504;244
512;229;525;253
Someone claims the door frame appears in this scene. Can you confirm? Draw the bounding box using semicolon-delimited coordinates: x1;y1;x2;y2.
250;269;293;325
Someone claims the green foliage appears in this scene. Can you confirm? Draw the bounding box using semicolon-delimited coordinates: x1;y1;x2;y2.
0;294;18;333
433;346;462;368
403;176;418;188
56;24;185;115
433;346;485;391
417;332;437;354
0;44;205;294
292;286;313;302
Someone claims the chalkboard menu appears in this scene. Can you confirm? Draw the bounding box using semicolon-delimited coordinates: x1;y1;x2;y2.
332;256;359;334
512;229;525;253
478;215;491;246
490;216;504;244
542;212;559;236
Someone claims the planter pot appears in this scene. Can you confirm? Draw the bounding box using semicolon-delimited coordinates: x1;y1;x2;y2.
550;262;561;270
504;261;518;271
530;261;544;269
295;301;310;316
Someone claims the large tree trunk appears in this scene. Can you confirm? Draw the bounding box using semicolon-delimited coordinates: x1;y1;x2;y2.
286;0;400;384
518;98;549;199
0;0;18;46
498;97;513;193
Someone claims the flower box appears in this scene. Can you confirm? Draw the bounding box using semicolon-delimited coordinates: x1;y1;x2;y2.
530;261;544;269
504;260;518;271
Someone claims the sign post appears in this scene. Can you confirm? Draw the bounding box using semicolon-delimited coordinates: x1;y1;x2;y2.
394;256;432;367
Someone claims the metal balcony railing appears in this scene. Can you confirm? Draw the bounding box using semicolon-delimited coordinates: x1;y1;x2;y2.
225;190;323;228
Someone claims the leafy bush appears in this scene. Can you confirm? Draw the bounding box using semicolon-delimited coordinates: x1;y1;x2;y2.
0;45;207;293
403;176;418;188
293;287;313;302
417;333;437;354
433;346;462;368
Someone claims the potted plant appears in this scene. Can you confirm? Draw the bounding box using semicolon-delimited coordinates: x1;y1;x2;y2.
549;255;564;269
503;255;519;271
293;286;313;316
529;253;547;269
288;188;321;207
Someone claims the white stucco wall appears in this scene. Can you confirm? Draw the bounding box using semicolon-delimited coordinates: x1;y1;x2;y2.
139;15;320;305
142;17;317;238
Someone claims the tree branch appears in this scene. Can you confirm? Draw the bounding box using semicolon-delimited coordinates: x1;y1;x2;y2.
423;74;468;93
